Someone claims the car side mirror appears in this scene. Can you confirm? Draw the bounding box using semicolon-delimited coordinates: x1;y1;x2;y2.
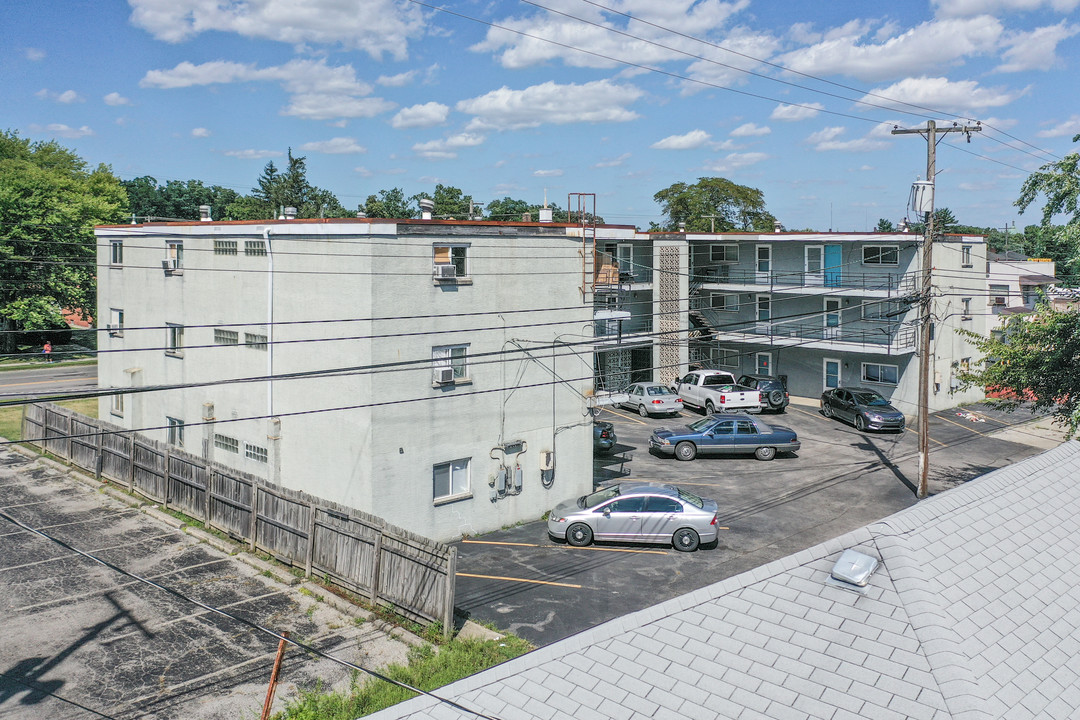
602;508;611;517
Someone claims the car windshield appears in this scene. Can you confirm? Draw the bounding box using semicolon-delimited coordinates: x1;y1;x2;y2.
687;417;717;432
855;392;889;407
702;376;733;387
673;486;704;509
580;485;621;509
647;386;674;396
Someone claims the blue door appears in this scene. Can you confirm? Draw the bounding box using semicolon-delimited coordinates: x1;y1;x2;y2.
824;244;842;287
703;419;736;454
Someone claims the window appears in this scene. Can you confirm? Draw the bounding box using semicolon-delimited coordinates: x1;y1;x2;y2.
214;239;238;255
644;496;682;513
214;328;239;345
709;292;738;311
110;393;124;417
735;419;758;435
989;284;1010;306
245;240;267;256
166;241;184;271
756;352;771;376
167;417;185;447
244;442;268;463
717;348;739;368
710;244;739;263
245;332;268;350
432;344;469;383
961;244;973;267
862;245;899;265
214;434;239;453
110;240;123;265
863;300;902;321
961;298;972;318
108;308;124;337
862;362;899;385
166;323;184;357
433;244;469;278
434;458;470;502
960;357;971;371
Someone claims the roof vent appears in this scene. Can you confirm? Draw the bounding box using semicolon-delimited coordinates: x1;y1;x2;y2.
678;221;686;232
283;206;297;220
199;205;212;222
419;198;435;220
826;549;879;595
773;220;783;233
356;210;367;219
539;207;553;223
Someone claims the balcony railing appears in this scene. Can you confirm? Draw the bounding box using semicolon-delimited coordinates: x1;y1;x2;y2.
691;265;918;292
594;252;652;287
744;320;917;348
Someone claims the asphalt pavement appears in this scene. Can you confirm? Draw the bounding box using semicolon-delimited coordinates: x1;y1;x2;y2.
0;364;98;402
452;399;1067;646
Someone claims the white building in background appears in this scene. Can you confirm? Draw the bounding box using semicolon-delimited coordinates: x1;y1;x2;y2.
96;215;615;542
985;250;1058;336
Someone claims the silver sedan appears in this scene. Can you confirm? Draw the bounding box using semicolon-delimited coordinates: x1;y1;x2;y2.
547;482;719;552
620;382;683;417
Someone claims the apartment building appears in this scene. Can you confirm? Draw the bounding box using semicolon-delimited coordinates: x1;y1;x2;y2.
96;216;608;541
986;250;1058;336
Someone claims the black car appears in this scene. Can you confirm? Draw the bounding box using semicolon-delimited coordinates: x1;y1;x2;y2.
820;387;905;431
738;374;789;413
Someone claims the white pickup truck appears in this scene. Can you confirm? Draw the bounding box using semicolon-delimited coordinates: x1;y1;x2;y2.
669;369;762;415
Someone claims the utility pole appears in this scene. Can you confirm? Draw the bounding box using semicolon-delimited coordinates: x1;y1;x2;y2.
892;120;981;499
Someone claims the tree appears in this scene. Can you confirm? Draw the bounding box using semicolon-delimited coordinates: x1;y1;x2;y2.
228;149;349;220
0;130;126;352
961;305;1080;436
651;177;776;232
412;184;476;219
122;176;239;221
875;218;896;232
363;188;416;219
1016;134;1080;286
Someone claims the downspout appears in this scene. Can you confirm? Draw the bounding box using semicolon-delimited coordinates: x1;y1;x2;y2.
265;228;274;417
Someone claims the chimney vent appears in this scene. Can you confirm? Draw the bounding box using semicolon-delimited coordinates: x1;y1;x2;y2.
773;220;784;233
199;205;212;222
522;212;532;222
539;207;553;223
419;198;435;220
283;206;297;220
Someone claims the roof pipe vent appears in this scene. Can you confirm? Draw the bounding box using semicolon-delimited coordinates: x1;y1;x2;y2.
199;205;212;222
419;198;435;220
539;207;553;223
282;206;297;220
678;221;686;232
825;549;880;595
773;220;783;233
356;210;367;218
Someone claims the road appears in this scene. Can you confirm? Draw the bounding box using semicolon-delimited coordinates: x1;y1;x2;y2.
452;401;1066;646
0;365;98;402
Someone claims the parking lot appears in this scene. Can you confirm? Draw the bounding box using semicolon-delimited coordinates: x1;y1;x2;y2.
454;398;1066;645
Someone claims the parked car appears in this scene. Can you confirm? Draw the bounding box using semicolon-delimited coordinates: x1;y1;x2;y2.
593;420;616;453
547;482;719;552
738;374;789;413
649;413;800;461
820;387;905;431
620;382;683;417
669;369;761;415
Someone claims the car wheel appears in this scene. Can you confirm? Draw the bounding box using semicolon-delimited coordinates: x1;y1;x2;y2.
705;401;715;415
755;446;777;461
674;441;697;461
855;414;867;432
768;389;784;407
566;523;593;547
638;404;649;418
821;402;833;418
672;528;700;552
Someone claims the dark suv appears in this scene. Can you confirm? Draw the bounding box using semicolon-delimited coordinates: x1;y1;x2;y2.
737;375;789;413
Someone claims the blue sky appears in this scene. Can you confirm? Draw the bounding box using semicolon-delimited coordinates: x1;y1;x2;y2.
3;0;1079;231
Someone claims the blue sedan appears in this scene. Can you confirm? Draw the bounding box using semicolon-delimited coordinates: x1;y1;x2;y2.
650;413;800;461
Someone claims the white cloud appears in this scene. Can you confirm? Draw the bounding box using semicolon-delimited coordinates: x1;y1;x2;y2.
457;80;642;131
806;126;891;152
354;166;373;177
932;0;1080;17
299;137;367;154
1037;115;1080;138
807;127;846;144
391;102;450;129
534;169;564;177
996;21;1079;73
412;133;485;159
104;92;132;106
705;152;768;172
680;29;783;93
36;89;84;104
861;76;1024;114
594;153;631;168
771;103;824;121
378;71;416;87
651;129;712;150
24;48;45;61
28;123;94;139
191;127;211;138
777;16;1003;82
731;123;771;137
128;0;426;61
224;149;284;160
141;59;395;121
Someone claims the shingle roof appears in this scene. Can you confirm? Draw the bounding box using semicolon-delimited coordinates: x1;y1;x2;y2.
370;441;1080;720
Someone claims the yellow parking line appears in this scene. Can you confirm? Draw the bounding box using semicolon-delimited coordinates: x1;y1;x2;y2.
936;413;989;436
600;407;649;426
457;572;582;588
930;435;948;447
462;539;674;554
462;540;541;547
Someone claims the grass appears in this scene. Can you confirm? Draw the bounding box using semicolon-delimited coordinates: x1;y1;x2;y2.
273;635;532;720
0;397;98;442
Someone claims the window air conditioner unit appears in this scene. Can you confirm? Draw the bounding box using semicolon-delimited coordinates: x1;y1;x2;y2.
435;367;455;384
434;264;457;279
162;258;180;273
107;324;123;337
993;296;1006;306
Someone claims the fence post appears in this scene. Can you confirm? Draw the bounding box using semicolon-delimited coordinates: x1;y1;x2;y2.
443;546;457;640
370;529;383;607
304;502;317;578
94;422;103;480
249;484;259;552
162;444;171;509
204;469;213;526
127;435;136;491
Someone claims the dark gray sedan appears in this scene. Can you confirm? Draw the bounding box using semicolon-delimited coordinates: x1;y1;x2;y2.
820;387;906;431
547;482;719;552
649;413;800;461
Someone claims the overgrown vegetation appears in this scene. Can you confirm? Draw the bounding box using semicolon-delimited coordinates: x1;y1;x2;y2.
273;636;531;720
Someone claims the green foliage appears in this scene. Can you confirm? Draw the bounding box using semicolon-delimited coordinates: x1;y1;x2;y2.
483;196;604;224
412;184;476;219
1012;134;1080;285
363;188;416;219
960;304;1080;437
224;149;351;220
122;176;239;221
651;177;776;232
0;130;126;353
875;218;896;232
273;636;532;719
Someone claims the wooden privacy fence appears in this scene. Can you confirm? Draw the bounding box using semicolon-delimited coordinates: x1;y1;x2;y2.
22;403;457;636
